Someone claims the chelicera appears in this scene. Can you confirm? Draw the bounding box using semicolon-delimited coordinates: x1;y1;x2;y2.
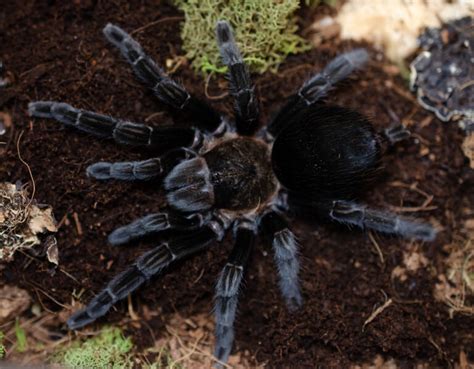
28;20;436;366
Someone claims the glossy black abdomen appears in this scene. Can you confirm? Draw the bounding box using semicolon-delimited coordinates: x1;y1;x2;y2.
271;105;382;200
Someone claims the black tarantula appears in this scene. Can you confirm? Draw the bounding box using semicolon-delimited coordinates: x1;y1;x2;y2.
28;20;436;366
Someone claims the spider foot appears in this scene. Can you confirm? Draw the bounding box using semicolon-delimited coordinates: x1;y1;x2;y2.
384;123;411;145
330;200;437;241
260;209;303;311
108;212;207;246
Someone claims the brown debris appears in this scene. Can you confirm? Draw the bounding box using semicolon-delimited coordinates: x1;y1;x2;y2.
45;236;59;266
435;238;474;316
147;313;262;369
0;182;57;262
461;133;474;169
363;298;393;331
0;285;31;324
391;245;429;282
308;16;341;47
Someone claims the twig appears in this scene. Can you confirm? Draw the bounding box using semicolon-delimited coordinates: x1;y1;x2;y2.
368;231;385;264
18;248;80;284
27;281;68;309
130;16;184;35
427;335;451;366
72;212;83;236
204;73;229;100
127;294;140;321
144;111;165;122
387;181;437;213
57;209;71;230
388;197;436;213
363;297;393;331
17;130;36;208
192;268;206;284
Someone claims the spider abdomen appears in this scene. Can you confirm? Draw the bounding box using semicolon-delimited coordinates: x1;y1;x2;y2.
272;105;382;200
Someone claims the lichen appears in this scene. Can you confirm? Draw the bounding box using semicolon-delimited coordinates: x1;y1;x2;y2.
53;327;133;369
173;0;311;75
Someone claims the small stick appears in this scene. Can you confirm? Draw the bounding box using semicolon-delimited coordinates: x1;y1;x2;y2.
130;16;184;35
72;212;83;236
368;231;385;265
127;294;140;321
363;297;393;331
17;130;36;209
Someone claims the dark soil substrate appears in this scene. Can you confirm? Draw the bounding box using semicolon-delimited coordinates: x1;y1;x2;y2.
1;1;473;368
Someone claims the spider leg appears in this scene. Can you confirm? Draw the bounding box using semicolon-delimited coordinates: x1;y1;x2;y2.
268;49;369;137
382;123;411;145
103;24;222;133
108;211;210;246
330;200;437;241
87;147;196;181
67;215;227;330
28;101;202;152
260;208;303;311
214;218;255;366
216;20;259;135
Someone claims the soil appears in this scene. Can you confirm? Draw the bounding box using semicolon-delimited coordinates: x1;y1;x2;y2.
1;1;473;368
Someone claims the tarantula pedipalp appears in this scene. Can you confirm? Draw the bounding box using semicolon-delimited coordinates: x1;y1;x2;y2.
28;20;436;366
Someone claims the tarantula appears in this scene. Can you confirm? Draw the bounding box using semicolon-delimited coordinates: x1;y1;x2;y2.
28;20;436;366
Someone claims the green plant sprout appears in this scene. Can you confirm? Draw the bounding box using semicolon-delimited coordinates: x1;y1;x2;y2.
52;327;133;369
0;331;5;358
173;0;311;74
14;319;27;353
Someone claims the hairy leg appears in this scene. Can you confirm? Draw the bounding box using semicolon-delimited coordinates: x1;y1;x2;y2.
87;148;197;181
382;123;411;145
216;20;259;135
330;200;437;241
260;208;302;311
108;211;210;246
103;24;222;133
68;215;227;330
28;101;202;152
164;157;215;213
214;218;255;367
268;49;369;137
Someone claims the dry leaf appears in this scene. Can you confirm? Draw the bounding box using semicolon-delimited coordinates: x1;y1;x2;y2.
0;182;58;262
0;285;31;323
45;236;59;265
462;133;474;169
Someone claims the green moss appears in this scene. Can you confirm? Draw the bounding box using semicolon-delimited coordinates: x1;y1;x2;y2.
53;327;133;369
173;0;311;74
0;331;5;358
304;0;339;7
15;319;27;353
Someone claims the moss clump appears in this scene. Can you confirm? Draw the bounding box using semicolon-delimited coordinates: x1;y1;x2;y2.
0;331;5;358
53;327;133;369
173;0;310;74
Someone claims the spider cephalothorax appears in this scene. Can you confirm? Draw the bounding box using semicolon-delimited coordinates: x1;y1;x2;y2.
29;20;436;366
